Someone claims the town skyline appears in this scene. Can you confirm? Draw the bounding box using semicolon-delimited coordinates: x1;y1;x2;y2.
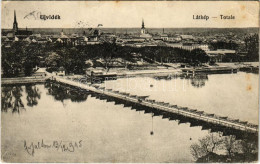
2;1;259;29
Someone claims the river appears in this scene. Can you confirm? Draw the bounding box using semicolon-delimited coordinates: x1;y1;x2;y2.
1;72;258;162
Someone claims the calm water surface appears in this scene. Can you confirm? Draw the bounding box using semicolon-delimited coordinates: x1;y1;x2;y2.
1;72;258;162
104;72;258;124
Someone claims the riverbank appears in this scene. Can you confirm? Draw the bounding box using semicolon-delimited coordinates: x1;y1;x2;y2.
1;68;182;85
89;62;259;77
2;62;259;84
181;66;238;74
217;62;259;68
1;76;46;85
117;68;181;77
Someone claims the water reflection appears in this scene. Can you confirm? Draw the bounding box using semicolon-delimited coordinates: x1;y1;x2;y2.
25;84;41;107
154;73;208;88
1;84;42;113
190;74;208;88
3;81;256;141
43;81;257;141
45;81;89;103
44;82;70;102
2;82;258;162
1;85;24;113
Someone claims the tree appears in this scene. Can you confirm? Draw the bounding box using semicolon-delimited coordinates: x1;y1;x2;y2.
70;48;86;74
23;45;40;76
191;133;258;162
240;137;258;156
100;40;118;71
190;133;223;160
190;48;209;65
2;43;47;77
245;34;259;61
221;135;240;157
2;43;25;77
190;143;207;159
45;52;62;72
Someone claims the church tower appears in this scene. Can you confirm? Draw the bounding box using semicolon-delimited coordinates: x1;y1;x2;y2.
13;10;18;33
141;19;146;34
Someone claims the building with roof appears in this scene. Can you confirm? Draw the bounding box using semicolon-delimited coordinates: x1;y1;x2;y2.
180;35;194;41
53;67;65;76
2;10;33;41
207;49;236;62
160;28;169;41
166;43;210;52
13;11;32;37
76;36;88;45
207;49;236;55
139;19;152;39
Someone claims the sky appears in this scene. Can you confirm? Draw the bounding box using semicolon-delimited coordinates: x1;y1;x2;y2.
1;1;259;29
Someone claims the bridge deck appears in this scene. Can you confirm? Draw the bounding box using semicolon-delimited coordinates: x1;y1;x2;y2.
52;76;258;134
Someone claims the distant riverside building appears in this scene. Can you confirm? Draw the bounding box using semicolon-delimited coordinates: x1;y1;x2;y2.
166;43;210;52
207;49;236;54
207;49;236;62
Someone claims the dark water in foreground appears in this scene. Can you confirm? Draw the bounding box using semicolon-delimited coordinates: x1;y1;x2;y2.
1;72;258;162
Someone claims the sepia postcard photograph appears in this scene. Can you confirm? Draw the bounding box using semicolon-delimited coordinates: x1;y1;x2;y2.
1;0;259;163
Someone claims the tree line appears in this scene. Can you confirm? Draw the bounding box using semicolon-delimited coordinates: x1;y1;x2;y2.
2;34;258;78
209;34;259;62
2;41;211;77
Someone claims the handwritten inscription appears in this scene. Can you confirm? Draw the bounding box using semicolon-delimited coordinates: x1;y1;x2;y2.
24;11;61;21
24;11;41;20
24;139;82;156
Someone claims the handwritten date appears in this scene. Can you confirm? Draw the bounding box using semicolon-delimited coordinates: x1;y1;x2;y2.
24;139;82;156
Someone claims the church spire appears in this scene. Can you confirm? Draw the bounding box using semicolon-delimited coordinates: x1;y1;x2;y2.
13;10;18;33
141;18;146;34
14;10;17;23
